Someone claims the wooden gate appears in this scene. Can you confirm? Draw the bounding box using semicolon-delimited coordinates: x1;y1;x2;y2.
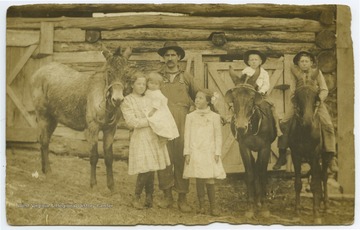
205;56;294;173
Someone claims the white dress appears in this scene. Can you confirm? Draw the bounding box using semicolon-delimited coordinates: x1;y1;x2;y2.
183;107;226;179
145;89;179;140
121;93;171;175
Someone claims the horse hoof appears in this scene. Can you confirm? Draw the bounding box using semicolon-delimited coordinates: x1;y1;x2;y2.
260;210;271;218
245;211;255;219
314;217;322;224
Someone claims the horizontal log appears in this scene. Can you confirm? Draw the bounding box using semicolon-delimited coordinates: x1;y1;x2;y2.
7;4;336;20
7;15;333;32
7;30;39;46
54;40;319;57
54;28;85;42
102;28;315;42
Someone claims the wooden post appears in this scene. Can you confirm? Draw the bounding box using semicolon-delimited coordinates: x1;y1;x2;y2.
34;22;54;58
336;6;354;195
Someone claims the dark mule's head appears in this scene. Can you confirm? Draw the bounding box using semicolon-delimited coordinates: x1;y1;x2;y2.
102;47;132;107
225;84;262;135
293;85;320;127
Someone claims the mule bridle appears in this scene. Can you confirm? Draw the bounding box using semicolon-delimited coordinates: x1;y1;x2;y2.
294;85;320;121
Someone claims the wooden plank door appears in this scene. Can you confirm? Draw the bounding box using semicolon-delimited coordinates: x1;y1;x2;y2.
206;57;287;173
6;22;54;142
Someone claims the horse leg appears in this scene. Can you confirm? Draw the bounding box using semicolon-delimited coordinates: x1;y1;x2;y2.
257;146;271;218
239;145;255;218
37;114;57;174
310;153;323;224
291;149;302;217
321;152;331;213
103;125;115;191
86;123;100;188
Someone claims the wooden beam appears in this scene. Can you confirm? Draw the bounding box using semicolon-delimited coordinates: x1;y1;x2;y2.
6;30;39;47
102;28;315;43
193;54;204;88
54;28;85;42
336;5;354;195
53;40;319;57
6;4;335;20
38;21;54;56
7;45;37;85
6;85;37;128
6;128;38;142
7;15;331;32
267;69;284;95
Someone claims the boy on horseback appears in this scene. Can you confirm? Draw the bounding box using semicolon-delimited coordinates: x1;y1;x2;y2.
273;51;338;172
229;50;283;137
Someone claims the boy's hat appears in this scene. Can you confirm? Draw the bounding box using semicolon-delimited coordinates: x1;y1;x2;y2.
243;50;266;66
293;51;316;65
157;41;185;60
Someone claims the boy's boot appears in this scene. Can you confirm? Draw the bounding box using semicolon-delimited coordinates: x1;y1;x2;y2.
144;172;154;208
158;188;174;208
196;179;206;214
273;148;287;170
178;193;192;213
206;184;220;216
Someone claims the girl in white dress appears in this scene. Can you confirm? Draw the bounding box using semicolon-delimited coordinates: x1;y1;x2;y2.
121;72;170;209
145;72;179;144
183;88;226;216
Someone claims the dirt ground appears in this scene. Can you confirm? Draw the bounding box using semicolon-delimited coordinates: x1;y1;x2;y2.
5;138;354;227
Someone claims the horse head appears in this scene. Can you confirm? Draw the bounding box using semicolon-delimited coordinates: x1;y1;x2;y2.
293;85;320;127
225;84;262;136
102;47;132;107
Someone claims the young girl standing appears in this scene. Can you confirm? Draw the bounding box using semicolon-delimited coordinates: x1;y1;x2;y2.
183;88;226;216
121;72;170;209
145;72;179;143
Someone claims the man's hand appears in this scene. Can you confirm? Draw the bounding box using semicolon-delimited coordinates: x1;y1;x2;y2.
185;155;190;165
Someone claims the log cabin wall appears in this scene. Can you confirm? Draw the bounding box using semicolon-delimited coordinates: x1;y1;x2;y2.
6;4;343;179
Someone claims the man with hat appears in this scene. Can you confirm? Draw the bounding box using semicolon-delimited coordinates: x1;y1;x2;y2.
273;51;338;172
156;41;200;212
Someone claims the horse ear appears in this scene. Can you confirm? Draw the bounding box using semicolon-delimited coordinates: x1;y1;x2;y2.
225;89;234;103
254;92;263;105
229;65;239;85
102;50;112;60
122;47;132;59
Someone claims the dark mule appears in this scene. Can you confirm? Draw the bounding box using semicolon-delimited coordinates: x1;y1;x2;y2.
31;47;132;191
288;85;331;224
225;73;277;218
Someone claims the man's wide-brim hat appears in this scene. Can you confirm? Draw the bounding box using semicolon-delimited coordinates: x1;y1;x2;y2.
293;51;316;65
157;41;185;60
243;50;267;66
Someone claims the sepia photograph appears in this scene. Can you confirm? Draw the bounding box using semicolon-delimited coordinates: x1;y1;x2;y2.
2;0;357;228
